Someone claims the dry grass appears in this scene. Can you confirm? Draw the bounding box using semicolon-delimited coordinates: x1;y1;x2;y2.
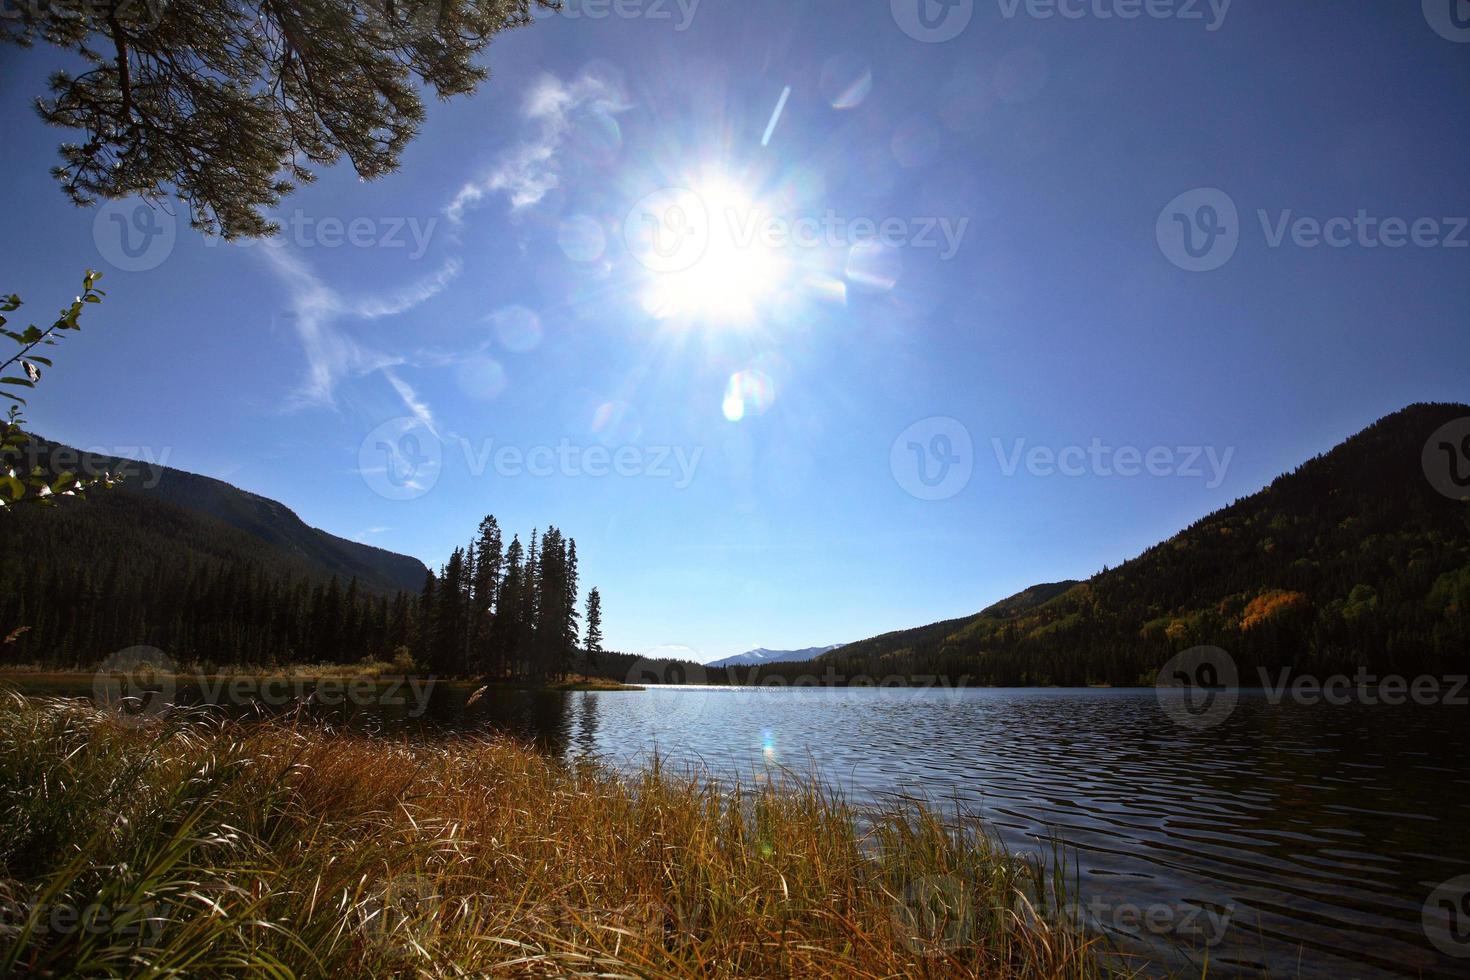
0;694;1114;978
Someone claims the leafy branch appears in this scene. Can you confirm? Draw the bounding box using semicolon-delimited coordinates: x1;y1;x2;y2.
0;271;118;508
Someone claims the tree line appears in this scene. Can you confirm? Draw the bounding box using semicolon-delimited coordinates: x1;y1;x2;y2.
416;517;605;682
0;497;605;681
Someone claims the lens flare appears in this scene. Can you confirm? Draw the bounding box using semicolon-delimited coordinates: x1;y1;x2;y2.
491;306;543;352
629;179;790;325
723;369;775;422
558;215;607;262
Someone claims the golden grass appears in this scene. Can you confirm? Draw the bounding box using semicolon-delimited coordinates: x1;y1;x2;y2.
0;694;1114;978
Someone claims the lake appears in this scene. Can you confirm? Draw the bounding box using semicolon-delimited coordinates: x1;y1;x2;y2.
15;678;1470;977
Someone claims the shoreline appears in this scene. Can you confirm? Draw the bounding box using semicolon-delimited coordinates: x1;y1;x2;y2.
0;694;1109;978
0;669;645;693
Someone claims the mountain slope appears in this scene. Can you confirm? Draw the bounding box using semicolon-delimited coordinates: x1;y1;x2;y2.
707;645;842;668
819;403;1470;684
19;436;427;594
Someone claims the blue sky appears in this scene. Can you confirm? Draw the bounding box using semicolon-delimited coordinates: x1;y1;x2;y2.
1;1;1466;662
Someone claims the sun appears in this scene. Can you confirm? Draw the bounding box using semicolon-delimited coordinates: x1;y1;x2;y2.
627;178;789;324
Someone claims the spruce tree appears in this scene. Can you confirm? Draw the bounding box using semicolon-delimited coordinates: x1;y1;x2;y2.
584;588;603;669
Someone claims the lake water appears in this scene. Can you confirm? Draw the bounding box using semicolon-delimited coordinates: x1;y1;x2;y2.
17;679;1470;977
454;685;1470;978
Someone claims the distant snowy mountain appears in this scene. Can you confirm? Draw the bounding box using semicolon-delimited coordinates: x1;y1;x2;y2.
706;645;843;668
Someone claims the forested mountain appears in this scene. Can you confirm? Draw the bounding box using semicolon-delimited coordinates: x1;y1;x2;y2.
803;403;1470;686
22;437;427;592
0;436;430;667
0;436;607;680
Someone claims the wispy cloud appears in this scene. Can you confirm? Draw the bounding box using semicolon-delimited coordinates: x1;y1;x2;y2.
383;368;438;435
264;69;620;423
260;248;460;414
446;70;629;222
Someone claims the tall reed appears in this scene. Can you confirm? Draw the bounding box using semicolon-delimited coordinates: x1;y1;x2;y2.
0;694;1113;978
